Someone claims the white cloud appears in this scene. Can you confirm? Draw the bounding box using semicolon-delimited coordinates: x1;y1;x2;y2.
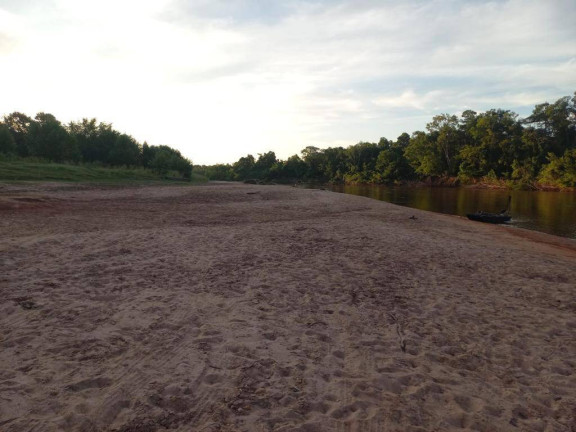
373;90;440;110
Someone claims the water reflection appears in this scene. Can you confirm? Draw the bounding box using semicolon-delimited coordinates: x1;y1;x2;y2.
328;185;576;239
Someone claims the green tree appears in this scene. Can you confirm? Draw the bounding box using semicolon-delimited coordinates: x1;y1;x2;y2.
281;154;307;180
27;113;79;162
405;131;443;177
524;94;576;155
459;110;478;135
517;127;550;179
147;145;192;178
68;118;119;164
468;109;523;178
232;154;255;180
3;112;33;157
374;134;413;182
345;142;381;182
200;164;233;180
253;151;278;180
538;149;576;187
0;123;17;155
321;147;348;182
142;142;154;168
301;146;324;179
426;114;462;175
458;145;487;179
108;134;141;166
457;110;482;180
150;150;172;176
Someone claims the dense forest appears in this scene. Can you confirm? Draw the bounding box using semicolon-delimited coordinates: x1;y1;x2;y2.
196;93;576;189
0;113;193;179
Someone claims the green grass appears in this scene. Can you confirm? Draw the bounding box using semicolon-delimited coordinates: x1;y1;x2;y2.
0;160;208;184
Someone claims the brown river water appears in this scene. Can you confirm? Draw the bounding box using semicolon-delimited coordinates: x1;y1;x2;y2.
328;184;576;239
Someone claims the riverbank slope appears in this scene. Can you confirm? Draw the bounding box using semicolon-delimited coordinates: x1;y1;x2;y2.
1;182;575;431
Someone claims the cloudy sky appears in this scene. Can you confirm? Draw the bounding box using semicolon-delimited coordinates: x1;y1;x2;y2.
1;0;575;164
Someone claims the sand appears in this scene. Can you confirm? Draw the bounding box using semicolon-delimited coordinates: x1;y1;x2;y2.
0;182;575;432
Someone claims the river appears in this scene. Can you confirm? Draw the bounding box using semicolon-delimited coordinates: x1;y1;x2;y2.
328;184;576;239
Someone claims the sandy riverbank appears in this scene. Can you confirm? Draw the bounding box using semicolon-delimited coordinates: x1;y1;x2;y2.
1;182;575;431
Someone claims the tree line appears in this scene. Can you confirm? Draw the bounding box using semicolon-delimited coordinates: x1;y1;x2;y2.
196;93;576;188
0;113;193;179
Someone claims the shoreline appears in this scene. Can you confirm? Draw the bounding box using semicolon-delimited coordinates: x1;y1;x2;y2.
1;182;575;431
321;179;576;192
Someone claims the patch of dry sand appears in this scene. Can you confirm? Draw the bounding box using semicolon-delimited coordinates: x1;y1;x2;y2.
0;182;575;432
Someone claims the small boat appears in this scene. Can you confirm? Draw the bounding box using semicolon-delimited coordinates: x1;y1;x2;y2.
466;196;512;224
466;211;511;224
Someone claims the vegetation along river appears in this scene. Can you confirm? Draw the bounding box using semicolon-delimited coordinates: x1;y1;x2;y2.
328;185;576;240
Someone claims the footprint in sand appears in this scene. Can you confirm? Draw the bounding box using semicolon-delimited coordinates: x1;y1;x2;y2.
332;350;345;359
65;377;112;392
204;374;223;385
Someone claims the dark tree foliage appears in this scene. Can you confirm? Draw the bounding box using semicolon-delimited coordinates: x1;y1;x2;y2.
374;134;414;182
108;134;141;167
142;142;154;168
68;118;119;164
202;92;575;188
147;145;193;178
253;151;278;180
0;112;193;179
0;122;17;155
3;112;33;157
404;131;443;177
321;147;348;182
232;154;256;180
300;146;323;179
195;164;234;181
345;142;381;182
3;93;575;187
539;149;576;187
27;113;80;162
279;155;307;180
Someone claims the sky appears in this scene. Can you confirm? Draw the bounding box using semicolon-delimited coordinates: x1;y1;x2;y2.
1;0;575;165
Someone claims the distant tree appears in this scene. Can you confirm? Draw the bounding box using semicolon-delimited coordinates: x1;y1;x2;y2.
469;109;523;178
0;123;17;155
374;133;414;182
280;155;307;180
199;163;233;180
27;113;79;162
377;137;392;149
150;150;171;176
3;112;33;157
516;126;550;179
405;131;443;177
321;147;348;182
68;118;119;164
148;145;192;178
301;146;320;159
457;110;481;180
232;154;255;180
176;156;193;179
142;141;154;168
253;151;278;180
426;114;462;175
108;134;141;166
524;94;576;154
538;149;576;187
459;110;478;147
345;142;381;182
395;133;411;148
458;145;486;179
301;146;324;179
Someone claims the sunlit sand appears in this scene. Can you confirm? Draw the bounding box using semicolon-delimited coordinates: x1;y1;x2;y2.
1;182;575;431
